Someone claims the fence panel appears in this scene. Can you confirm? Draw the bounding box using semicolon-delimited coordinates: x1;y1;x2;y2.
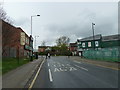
83;47;120;62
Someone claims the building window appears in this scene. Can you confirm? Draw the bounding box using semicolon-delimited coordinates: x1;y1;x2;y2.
79;42;81;44
26;37;27;43
82;43;85;48
88;42;91;47
95;41;99;47
27;38;29;44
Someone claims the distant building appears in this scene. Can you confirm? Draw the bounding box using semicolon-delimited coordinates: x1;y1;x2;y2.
77;34;120;51
1;20;33;58
77;34;120;61
38;46;51;53
69;42;77;56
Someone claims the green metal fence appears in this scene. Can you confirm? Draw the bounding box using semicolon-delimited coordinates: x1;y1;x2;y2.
83;47;120;62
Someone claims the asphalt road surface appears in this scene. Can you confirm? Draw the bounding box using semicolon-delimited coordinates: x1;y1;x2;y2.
32;56;118;88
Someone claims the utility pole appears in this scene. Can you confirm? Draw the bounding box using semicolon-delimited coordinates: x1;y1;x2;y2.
92;23;95;50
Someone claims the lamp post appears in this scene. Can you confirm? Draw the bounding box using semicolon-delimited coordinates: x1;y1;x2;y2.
92;23;95;49
31;15;40;35
30;15;40;61
34;36;39;50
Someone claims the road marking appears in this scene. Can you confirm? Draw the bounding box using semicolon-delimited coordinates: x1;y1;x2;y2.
49;69;53;82
61;64;65;66
54;65;56;67
28;59;45;90
54;68;60;72
69;67;77;71
48;63;49;67
75;65;88;71
67;64;71;66
74;61;81;64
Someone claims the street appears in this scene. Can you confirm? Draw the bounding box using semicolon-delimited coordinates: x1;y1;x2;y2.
32;56;118;88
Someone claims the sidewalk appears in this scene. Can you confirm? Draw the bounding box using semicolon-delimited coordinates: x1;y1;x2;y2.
2;57;44;88
70;56;120;70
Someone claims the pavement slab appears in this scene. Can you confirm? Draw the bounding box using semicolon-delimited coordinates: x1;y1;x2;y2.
2;57;43;88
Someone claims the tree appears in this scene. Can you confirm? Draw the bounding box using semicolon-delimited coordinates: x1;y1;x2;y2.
56;36;70;46
41;41;46;46
54;36;71;56
0;4;13;24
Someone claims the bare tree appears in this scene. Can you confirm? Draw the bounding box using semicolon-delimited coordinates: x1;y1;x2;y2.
41;41;46;46
56;36;70;46
0;4;13;24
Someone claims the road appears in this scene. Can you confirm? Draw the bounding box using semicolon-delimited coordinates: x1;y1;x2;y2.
32;56;118;88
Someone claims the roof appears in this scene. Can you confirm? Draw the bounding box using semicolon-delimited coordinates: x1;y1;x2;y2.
69;43;77;47
38;46;50;48
102;34;120;41
78;34;102;42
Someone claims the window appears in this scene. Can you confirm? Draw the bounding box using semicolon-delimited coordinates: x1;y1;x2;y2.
88;42;91;47
82;43;85;47
95;41;99;47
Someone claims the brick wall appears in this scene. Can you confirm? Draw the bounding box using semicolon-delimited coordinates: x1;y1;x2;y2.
2;20;30;58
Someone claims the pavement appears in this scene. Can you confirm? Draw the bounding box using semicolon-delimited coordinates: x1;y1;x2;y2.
2;56;44;88
70;56;120;70
32;56;119;88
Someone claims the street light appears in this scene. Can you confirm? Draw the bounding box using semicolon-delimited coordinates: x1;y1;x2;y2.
31;15;40;35
34;36;39;50
30;14;40;61
92;23;95;49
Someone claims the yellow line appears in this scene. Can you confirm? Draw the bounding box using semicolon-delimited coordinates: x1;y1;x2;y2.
28;58;45;90
84;62;120;70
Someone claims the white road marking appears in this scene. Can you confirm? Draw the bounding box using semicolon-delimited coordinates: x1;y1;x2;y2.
69;67;77;71
54;65;56;67
48;63;49;67
74;61;81;64
59;67;67;71
54;68;60;72
49;69;53;82
67;64;71;66
75;65;88;71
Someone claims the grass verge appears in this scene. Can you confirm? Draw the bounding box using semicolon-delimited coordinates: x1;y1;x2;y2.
2;57;30;74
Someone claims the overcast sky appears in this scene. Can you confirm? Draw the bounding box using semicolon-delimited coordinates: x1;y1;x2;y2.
2;0;118;48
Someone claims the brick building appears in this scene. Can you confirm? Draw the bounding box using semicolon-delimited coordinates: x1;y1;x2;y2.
38;46;51;53
2;20;32;58
69;43;77;56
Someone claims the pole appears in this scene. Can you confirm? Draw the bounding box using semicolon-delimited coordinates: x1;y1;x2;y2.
31;16;32;35
35;36;36;50
30;16;33;61
92;23;95;50
30;15;40;61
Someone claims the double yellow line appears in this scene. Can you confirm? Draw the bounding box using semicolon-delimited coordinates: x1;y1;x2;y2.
28;58;45;90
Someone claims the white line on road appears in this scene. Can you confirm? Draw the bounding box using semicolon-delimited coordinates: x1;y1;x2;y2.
48;63;49;67
74;61;81;64
75;65;88;71
49;69;53;82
